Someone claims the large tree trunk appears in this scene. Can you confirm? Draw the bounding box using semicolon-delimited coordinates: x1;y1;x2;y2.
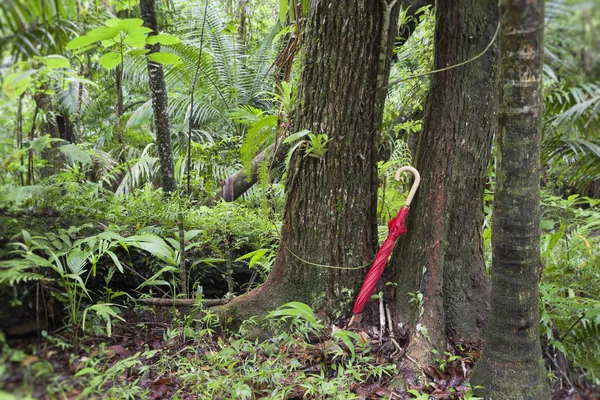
222;0;431;202
390;0;498;367
470;1;551;398
140;0;176;194
221;0;400;324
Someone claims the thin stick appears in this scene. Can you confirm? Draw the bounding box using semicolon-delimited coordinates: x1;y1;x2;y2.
379;295;386;341
137;297;226;307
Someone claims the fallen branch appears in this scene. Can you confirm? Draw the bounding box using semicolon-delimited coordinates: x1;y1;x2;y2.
221;138;286;202
137;297;227;307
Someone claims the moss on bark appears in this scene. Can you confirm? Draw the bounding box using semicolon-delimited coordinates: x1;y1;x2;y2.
470;1;551;398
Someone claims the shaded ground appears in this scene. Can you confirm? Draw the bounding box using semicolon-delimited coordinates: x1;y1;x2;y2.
1;306;597;399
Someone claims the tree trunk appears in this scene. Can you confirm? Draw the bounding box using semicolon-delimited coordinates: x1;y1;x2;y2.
221;0;400;324
470;1;551;398
390;0;498;367
140;0;176;194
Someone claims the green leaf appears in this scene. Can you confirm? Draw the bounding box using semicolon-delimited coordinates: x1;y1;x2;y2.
128;49;150;56
30;135;61;153
283;129;311;144
235;249;271;268
301;0;309;17
66;35;98;50
332;330;360;359
37;55;70;69
99;52;122;70
87;26;120;41
105;18;144;30
268;301;317;325
146;33;181;45
147;52;181;65
60;144;92;164
123;33;147;48
2;69;36;98
279;0;287;24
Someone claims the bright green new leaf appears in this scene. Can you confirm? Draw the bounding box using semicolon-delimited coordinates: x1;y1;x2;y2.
66;35;97;50
279;0;287;24
105;18;144;30
146;33;181;45
124;33;147;48
128;49;150;56
301;0;308;16
148;52;181;65
87;26;120;41
60;144;92;165
99;52;122;70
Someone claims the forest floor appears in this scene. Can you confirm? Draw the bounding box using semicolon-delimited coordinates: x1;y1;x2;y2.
1;306;597;400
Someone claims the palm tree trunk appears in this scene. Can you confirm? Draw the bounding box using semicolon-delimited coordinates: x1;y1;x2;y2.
140;0;176;194
470;1;551;398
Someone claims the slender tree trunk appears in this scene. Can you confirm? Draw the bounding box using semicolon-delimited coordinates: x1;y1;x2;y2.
27;103;40;186
470;1;551;398
140;0;176;194
17;95;24;186
390;0;498;367
221;0;400;324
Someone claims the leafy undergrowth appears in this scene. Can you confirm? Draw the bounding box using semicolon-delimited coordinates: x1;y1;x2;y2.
1;302;597;400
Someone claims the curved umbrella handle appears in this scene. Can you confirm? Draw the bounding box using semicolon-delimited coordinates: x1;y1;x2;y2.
395;166;420;207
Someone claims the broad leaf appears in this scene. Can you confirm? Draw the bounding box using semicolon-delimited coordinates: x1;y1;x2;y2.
60;144;92;164
147;52;181;65
66;35;98;50
38;55;71;69
87;26;120;41
99;52;122;70
146;34;180;45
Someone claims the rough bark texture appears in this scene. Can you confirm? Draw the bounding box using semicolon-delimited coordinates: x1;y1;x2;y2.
390;0;498;366
140;0;176;194
222;0;400;324
470;1;551;398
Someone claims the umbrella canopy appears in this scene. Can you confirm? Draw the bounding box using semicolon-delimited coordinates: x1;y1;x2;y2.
353;166;420;315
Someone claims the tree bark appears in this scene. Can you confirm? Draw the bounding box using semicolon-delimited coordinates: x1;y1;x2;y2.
140;0;176;194
470;1;551;398
222;0;431;202
221;0;400;324
221;138;286;202
390;0;498;367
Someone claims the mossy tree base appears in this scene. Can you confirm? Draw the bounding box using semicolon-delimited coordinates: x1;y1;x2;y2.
471;357;550;400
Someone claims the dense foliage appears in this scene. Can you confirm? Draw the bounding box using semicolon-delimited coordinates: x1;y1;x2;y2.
0;0;598;398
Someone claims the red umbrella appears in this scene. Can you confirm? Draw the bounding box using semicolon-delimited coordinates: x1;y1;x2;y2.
353;166;420;315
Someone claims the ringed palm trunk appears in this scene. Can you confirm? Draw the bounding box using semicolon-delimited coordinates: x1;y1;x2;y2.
221;0;400;324
140;0;176;194
390;0;498;367
470;0;551;398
